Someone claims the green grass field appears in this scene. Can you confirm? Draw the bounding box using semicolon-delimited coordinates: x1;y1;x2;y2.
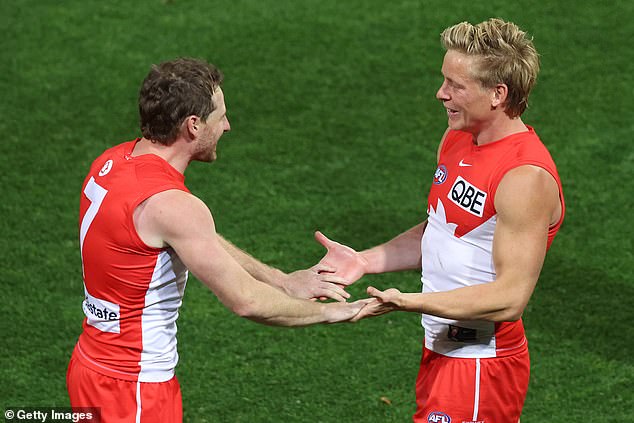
2;0;633;421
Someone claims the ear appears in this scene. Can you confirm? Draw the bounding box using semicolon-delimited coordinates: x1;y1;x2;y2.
183;115;202;140
491;83;509;108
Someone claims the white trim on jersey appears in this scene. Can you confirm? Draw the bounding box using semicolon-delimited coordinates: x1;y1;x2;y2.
138;248;189;382
421;199;498;358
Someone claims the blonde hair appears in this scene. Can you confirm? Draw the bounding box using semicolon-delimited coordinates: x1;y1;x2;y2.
441;18;540;118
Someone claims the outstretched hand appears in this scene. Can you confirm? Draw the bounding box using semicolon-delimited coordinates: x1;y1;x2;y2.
351;286;402;322
284;264;351;302
314;230;367;284
324;298;377;323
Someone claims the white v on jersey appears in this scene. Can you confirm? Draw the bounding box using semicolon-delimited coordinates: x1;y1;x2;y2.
421;128;565;358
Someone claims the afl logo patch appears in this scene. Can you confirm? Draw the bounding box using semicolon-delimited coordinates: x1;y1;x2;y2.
433;164;448;185
99;159;113;176
428;411;451;423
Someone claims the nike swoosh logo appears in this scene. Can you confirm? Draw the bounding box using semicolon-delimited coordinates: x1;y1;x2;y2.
458;160;472;167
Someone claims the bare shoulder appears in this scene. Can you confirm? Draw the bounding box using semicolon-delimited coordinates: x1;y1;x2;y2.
495;165;561;226
134;190;215;248
144;189;209;218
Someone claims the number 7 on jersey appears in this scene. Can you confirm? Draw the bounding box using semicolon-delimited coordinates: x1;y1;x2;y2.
80;177;108;259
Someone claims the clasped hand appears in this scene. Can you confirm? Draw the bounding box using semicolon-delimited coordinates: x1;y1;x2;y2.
305;231;401;321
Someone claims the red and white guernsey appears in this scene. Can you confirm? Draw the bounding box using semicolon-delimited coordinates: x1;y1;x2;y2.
76;140;190;382
421;127;565;358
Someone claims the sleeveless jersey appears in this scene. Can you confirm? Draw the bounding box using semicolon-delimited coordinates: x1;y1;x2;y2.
76;140;190;382
421;127;565;358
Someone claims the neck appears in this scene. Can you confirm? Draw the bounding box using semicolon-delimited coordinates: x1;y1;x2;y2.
472;116;528;146
132;138;190;174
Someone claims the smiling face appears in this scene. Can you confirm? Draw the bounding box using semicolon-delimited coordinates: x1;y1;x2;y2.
436;50;496;135
193;88;231;162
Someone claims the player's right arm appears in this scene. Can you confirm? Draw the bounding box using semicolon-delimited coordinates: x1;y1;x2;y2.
313;129;451;283
134;190;369;326
314;223;426;283
216;235;350;302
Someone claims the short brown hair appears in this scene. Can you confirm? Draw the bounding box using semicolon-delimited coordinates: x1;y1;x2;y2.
139;58;223;144
441;18;539;118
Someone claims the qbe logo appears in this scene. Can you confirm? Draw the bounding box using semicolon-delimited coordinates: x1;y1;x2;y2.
428;411;451;423
434;165;448;185
448;176;487;217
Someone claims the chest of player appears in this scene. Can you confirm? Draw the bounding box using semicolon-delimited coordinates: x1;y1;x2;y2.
428;143;506;236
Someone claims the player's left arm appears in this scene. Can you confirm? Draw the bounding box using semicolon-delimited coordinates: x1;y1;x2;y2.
217;236;351;302
354;165;561;322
